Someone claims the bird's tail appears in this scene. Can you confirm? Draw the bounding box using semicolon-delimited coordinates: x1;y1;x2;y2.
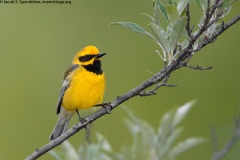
49;108;74;141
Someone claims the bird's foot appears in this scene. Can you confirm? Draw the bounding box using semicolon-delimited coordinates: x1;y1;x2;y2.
95;102;112;114
76;110;88;130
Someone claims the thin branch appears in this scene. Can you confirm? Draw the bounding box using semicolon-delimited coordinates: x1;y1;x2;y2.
205;10;225;30
188;0;221;46
186;3;192;38
183;64;213;70
138;90;157;96
209;13;240;41
138;76;176;97
189;13;240;53
212;117;240;160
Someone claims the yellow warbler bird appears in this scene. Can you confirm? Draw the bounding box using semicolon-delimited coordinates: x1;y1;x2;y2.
49;46;106;140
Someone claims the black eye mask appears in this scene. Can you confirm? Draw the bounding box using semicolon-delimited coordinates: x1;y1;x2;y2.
79;54;96;62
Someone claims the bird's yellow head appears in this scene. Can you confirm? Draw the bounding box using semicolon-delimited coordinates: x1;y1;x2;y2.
72;46;106;66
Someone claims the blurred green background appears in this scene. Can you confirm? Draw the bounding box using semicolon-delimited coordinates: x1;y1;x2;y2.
0;0;240;159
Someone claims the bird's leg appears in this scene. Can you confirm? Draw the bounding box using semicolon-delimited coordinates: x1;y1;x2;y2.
76;109;87;130
95;102;111;114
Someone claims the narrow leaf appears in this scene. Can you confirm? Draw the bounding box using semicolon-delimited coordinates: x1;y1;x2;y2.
167;4;179;27
141;122;156;145
222;0;231;8
96;133;112;151
177;0;190;16
48;150;62;160
173;100;196;127
62;141;80;160
110;22;157;42
154;3;161;26
122;106;141;124
194;0;201;10
156;0;168;21
157;110;175;146
222;6;232;17
157;128;183;159
124;118;140;135
181;39;189;49
173;39;189;56
149;23;170;53
168;137;206;158
169;16;187;51
141;13;154;23
194;0;207;12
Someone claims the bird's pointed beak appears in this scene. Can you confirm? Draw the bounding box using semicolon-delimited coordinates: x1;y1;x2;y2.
96;53;107;58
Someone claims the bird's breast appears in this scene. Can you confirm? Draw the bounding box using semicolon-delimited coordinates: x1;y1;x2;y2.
62;67;106;111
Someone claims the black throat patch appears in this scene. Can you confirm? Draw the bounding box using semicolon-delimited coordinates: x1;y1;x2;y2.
82;60;103;75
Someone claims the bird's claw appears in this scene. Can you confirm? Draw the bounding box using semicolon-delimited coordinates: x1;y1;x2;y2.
79;118;88;130
76;109;88;130
95;102;112;114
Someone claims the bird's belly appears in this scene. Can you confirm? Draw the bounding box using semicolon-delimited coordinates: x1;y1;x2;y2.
62;71;105;111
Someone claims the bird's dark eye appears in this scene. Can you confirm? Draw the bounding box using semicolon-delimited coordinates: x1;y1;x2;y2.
79;54;95;62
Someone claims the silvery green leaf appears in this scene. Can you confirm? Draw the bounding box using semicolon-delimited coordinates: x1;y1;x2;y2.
154;3;161;26
197;35;204;45
173;100;196;127
157;110;175;145
169;16;187;52
173;39;189;56
183;32;191;41
194;0;201;9
141;13;154;23
141;122;156;145
223;5;232;17
156;0;168;21
62;141;80;160
124;118;140;135
167;4;179;27
86;145;98;159
157;127;183;159
177;0;190;16
96;133;112;151
110;22;157;42
198;16;205;29
164;127;183;148
131;133;147;160
122;106;141;125
122;107;142;136
222;0;231;8
194;0;207;12
221;0;239;9
168;137;206;158
166;25;172;36
49;150;62;160
149;23;170;53
207;23;221;36
193;38;198;50
181;39;189;50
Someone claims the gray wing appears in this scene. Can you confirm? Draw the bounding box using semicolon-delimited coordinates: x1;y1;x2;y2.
56;64;80;114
